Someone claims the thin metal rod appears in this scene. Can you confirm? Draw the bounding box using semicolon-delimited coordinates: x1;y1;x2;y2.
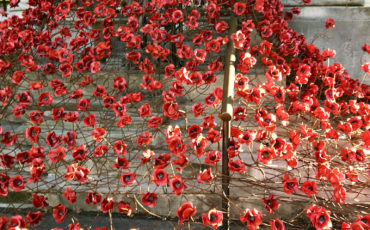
220;15;237;230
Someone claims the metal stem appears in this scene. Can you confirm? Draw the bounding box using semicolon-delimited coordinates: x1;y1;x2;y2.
220;15;237;230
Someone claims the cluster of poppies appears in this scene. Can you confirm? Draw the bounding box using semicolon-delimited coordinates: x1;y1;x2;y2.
0;0;369;229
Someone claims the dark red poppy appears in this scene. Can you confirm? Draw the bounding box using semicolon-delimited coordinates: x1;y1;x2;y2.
152;168;168;186
301;180;317;197
261;194;280;214
228;159;246;173
91;127;106;143
117;201;132;216
282;174;299;194
177;201;196;225
9;175;25;192
257;147;276;164
72;145;88;161
24;211;42;226
163;102;181;120
112;157;129;170
48;146;66;163
147;116;162;128
25;126;41;144
100;197;114;213
120;172;136;186
138;103;151;118
53;204;66;223
0;153;15;168
29;111;44;124
136;131;151;146
202;208;223;230
32;193;49;208
9;215;26;229
16;151;32;164
204;151;222;165
141;192;157;208
64;187;76;204
169;175;187;195
306;205;332;229
197;168;214;184
85;193;102;206
240;209;263;230
65;163;90;183
270;219;285;230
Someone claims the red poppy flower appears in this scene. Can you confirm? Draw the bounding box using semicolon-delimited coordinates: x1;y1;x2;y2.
138;103;151;118
197;168;214;184
92;145;107;158
136;131;152;146
72;145;88;161
29;111;44;124
270;219;285;230
228;159;246;173
177;201;196;225
204;150;222;165
65;163;90;183
152;168;168;186
306;205;332;230
333;185;346;204
206;129;221;143
113;140;127;155
45;132;61;148
0;153;15;168
190;135;207;157
77;98;90;111
48;146;66;163
85;193;102;206
202;208;223;230
117;201;132;216
257;147;276;164
233;2;246;15
120;172;136;186
168;136;187;156
0;217;7;229
9;215;25;229
325;18;335;29
187;124;202;140
147;116;162;128
240;209;263;230
154;153;171;169
64;187;76;204
11;71;24;85
25;211;43;226
141;192;157;208
32;193;49;208
169;175;187;195
116;115;133;127
53;204;66;223
25;126;41;144
301;180;317;197
9;175;25;192
38;92;54;106
61;131;76;150
282;174;299;194
91;127;106;143
163;102;181;121
261;194;280;214
16;151;32;164
112;157;129;170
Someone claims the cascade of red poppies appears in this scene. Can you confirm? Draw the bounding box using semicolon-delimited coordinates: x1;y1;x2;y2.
0;0;368;229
